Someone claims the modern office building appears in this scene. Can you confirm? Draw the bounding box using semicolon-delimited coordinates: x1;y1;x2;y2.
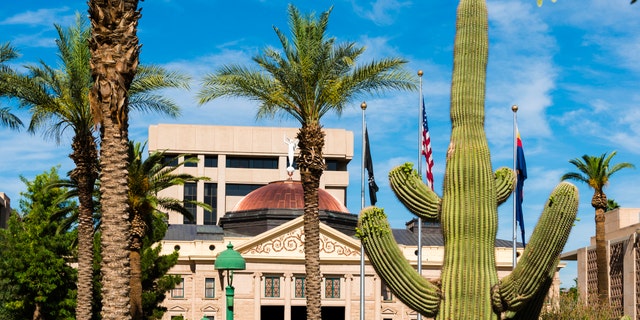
561;207;640;318
0;192;10;228
149;124;541;320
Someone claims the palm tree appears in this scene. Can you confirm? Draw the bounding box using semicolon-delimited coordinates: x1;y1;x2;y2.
0;43;23;130
561;151;635;302
1;14;188;319
127;141;210;319
198;5;415;319
88;1;143;317
606;198;620;212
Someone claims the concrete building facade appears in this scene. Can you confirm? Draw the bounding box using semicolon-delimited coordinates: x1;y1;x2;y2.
149;124;537;320
561;208;640;319
148;124;353;226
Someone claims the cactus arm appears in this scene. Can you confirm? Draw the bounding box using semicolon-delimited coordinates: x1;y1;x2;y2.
495;167;516;205
492;182;578;313
357;206;441;317
389;163;441;220
503;258;559;320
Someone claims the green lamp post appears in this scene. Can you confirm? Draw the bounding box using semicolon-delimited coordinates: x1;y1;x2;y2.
214;242;246;320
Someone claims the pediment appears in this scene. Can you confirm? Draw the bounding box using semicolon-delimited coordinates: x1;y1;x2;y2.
234;215;361;261
201;305;219;312
382;307;397;315
168;305;188;312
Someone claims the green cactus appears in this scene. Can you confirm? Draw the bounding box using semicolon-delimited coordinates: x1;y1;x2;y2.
357;0;579;318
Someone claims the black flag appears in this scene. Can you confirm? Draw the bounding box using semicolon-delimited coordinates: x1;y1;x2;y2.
364;128;379;205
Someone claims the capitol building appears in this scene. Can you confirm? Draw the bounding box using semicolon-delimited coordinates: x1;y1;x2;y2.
150;124;538;320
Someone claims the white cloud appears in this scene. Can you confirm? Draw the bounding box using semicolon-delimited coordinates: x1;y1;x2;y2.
349;0;412;26
0;7;73;27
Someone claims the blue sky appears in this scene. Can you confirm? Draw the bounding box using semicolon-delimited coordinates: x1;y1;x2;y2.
1;0;639;289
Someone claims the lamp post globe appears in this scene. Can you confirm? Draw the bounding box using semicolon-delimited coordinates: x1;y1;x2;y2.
214;242;246;320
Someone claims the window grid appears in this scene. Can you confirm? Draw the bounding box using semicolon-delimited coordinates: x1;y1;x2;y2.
205;278;215;298
226;184;263;197
265;276;280;298
183;183;197;224
226;156;278;169
324;277;340;298
163;154;178;167
381;280;393;301
203;183;217;225
184;154;198;167
204;155;218;168
294;277;305;298
171;278;184;298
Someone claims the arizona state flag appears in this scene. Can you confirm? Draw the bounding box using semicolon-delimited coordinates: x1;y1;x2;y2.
515;125;527;246
364;128;379;205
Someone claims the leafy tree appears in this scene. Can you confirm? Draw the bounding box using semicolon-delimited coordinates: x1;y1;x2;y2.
0;167;76;320
140;213;181;320
127;141;210;319
561;151;635;301
198;5;415;319
0;13;188;319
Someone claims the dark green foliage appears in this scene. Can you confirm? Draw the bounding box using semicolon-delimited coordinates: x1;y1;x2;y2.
0;167;77;319
140;213;181;320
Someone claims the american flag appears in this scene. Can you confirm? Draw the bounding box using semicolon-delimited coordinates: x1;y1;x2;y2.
421;97;435;190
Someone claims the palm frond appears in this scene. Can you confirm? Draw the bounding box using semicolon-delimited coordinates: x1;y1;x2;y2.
198;4;414;126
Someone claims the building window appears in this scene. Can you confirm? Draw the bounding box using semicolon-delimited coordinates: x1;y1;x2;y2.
171;278;184;298
204;183;217;225
226;156;278;169
170;316;185;320
265;276;280;298
183;183;197;224
163;154;179;167
324;277;340;298
201;317;214;320
205;278;215;298
226;184;263;197
325;159;347;171
184;154;198;167
381;280;393;301
204;155;218;168
294;276;305;298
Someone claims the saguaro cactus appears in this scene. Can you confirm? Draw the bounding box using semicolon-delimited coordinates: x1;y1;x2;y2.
356;0;579;319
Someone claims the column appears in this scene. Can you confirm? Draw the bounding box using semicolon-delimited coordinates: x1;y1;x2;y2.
344;274;352;318
254;272;262;320
284;273;293;320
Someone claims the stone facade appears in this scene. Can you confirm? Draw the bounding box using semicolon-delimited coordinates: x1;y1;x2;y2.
561;208;640;318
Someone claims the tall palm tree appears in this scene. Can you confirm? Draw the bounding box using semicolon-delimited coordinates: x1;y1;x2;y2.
0;43;24;130
1;14;187;319
198;5;415;319
561;151;635;302
88;1;142;317
127;141;210;319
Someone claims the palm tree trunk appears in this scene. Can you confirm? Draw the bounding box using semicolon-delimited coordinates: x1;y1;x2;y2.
592;191;609;302
297;123;325;320
130;213;146;320
88;1;141;319
129;247;143;320
69;134;99;320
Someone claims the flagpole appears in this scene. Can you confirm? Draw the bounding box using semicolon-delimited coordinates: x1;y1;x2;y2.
512;104;518;269
416;71;424;320
360;101;367;320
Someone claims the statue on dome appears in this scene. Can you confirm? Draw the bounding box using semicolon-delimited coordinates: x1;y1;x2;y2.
284;135;298;177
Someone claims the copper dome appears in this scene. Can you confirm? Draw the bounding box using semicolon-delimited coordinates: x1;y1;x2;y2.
232;180;349;213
